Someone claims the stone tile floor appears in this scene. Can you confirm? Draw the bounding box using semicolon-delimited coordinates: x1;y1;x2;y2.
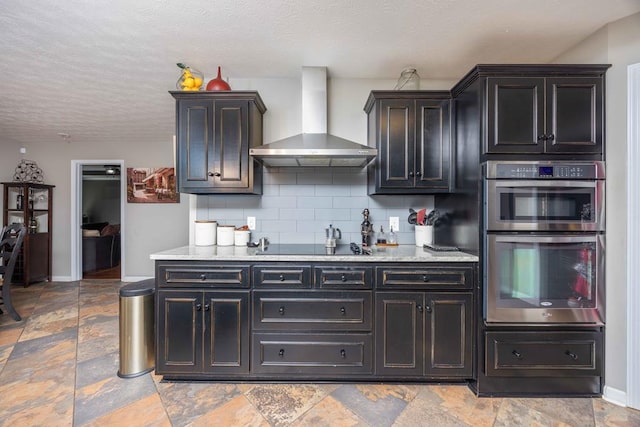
1;280;639;426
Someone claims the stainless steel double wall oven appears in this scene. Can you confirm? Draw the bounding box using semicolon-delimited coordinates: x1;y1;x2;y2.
483;161;605;324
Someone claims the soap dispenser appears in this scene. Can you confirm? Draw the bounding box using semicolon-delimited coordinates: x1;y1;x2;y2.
377;225;387;244
388;226;397;245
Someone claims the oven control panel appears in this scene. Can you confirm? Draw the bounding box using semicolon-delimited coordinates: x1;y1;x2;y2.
492;163;601;179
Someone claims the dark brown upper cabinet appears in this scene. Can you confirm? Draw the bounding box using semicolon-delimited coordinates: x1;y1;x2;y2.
451;65;609;162
171;91;266;194
365;91;451;194
487;76;603;154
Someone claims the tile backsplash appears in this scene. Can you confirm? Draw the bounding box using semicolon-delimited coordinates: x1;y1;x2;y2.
195;168;434;245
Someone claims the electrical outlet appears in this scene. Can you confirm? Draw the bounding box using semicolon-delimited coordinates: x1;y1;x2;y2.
389;217;400;232
247;216;256;230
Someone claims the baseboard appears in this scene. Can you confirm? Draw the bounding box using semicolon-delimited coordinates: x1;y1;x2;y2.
603;385;627;407
52;276;74;282
122;275;153;283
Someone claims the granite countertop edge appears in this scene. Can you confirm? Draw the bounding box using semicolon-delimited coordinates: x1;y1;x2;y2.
150;245;479;263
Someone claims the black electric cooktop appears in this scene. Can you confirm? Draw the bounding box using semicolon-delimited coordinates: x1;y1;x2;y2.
256;243;366;256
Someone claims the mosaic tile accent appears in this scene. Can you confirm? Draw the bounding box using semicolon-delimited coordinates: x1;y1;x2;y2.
246;384;337;426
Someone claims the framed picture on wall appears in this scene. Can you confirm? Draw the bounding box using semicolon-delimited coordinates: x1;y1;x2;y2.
126;167;179;203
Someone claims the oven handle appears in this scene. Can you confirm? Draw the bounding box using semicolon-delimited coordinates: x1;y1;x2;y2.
491;234;601;244
491;180;597;188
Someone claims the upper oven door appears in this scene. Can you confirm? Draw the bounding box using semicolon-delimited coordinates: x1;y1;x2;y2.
485;179;605;232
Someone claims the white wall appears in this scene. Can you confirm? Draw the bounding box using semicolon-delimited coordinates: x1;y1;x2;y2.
553;11;640;399
0;141;22;215
12;140;190;279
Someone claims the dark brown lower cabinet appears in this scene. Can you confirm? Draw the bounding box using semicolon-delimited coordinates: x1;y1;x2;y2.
156;290;249;376
376;292;473;378
154;260;476;382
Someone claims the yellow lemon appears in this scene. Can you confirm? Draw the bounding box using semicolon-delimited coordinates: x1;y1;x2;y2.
182;77;195;88
194;77;203;88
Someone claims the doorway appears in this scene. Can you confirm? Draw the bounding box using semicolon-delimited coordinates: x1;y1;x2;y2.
71;160;125;281
626;63;640;410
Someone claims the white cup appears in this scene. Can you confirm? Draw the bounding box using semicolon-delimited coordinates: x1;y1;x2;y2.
415;225;433;246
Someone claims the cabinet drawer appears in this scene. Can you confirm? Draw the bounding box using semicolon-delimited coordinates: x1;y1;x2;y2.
252;265;312;288
314;266;373;289
157;263;249;288
252;333;373;375
253;291;372;331
485;331;602;377
377;266;473;290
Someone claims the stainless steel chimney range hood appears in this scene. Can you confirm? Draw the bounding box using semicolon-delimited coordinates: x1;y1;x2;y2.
250;67;377;168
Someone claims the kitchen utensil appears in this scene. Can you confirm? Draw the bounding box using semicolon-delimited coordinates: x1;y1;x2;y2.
259;237;269;251
408;208;417;225
325;224;342;248
206;66;231;91
425;209;441;226
416;208;427;225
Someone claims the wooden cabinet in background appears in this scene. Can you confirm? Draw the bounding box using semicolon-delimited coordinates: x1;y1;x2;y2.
365;91;451;194
171;91;266;195
486;76;604;154
2;182;54;286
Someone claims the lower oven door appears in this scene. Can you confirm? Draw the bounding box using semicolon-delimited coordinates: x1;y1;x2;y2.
485;234;604;324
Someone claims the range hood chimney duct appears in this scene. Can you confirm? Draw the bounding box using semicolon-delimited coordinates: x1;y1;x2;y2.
250;66;377;168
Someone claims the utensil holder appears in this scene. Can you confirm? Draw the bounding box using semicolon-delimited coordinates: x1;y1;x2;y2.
415;225;433;246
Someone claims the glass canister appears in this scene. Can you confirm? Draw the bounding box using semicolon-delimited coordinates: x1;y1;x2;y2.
394;68;420;90
176;63;204;91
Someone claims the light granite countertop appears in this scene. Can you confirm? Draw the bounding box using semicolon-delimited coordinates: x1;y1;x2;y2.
150;245;478;263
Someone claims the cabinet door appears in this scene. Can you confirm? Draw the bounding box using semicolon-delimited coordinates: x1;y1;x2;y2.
424;292;473;377
415;100;450;191
377;99;415;190
544;78;602;154
486;77;545;154
212;100;252;190
375;292;423;376
203;291;250;374
176;100;214;191
156;290;202;374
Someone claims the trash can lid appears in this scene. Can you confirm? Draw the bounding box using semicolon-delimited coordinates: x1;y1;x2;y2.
120;279;155;297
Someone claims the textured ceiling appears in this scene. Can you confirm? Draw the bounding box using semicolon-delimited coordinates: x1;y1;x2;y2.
1;0;639;147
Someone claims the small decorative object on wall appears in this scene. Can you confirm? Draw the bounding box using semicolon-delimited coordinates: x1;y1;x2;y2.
13;159;44;183
126;167;179;203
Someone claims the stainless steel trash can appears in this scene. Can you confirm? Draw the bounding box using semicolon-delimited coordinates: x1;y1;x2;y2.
118;279;155;378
